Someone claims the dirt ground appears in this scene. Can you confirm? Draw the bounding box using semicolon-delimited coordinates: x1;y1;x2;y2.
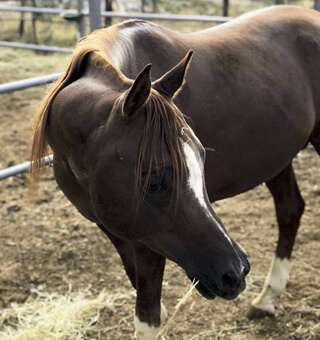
0;25;320;340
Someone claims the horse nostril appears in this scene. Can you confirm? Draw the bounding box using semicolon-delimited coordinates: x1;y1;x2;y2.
222;272;240;290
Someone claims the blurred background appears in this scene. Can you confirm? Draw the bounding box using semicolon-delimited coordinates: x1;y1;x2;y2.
0;0;316;47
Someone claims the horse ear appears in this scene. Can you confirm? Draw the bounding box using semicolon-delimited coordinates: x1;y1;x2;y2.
153;50;193;98
122;64;152;118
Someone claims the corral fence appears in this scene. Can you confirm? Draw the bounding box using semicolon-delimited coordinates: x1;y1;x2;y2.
0;0;233;180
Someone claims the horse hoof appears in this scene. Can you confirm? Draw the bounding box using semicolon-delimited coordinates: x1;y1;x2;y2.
246;306;275;319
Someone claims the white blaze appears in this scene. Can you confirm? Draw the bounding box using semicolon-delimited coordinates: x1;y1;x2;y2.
183;142;206;207
183;141;234;246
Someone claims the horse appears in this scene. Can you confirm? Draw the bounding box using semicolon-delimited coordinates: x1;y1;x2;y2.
30;4;320;339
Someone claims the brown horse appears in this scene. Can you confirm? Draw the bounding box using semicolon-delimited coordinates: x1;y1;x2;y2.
31;5;319;339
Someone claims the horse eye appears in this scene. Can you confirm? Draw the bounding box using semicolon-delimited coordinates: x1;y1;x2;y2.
142;169;173;195
149;173;166;192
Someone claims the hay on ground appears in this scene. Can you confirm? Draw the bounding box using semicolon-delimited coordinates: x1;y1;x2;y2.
0;288;132;340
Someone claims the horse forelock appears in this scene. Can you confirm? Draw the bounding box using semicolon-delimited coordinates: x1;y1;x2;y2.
135;90;188;207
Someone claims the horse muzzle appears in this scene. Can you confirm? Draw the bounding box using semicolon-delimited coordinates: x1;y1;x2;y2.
189;255;250;301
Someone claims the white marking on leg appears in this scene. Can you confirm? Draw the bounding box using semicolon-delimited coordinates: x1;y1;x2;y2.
252;256;290;314
134;315;162;340
160;302;167;324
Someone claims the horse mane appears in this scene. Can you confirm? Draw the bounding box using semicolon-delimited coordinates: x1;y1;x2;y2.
30;25;127;176
135;90;188;206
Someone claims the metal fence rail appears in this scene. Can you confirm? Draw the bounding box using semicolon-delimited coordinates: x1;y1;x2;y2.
0;41;72;53
0;2;101;181
0;6;75;15
0;73;61;94
0;73;60;179
101;11;231;23
0;5;231;55
0;6;231;23
0;155;53;180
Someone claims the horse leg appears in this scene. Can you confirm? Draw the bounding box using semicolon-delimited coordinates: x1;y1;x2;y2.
247;163;305;319
133;241;167;340
97;225;167;338
97;224;136;288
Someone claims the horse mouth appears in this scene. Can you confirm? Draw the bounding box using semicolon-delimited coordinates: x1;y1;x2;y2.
190;277;245;301
191;278;216;300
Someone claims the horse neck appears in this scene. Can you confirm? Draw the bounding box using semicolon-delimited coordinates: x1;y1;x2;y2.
109;21;188;80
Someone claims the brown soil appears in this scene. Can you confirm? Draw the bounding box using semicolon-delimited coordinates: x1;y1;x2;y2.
0;40;319;340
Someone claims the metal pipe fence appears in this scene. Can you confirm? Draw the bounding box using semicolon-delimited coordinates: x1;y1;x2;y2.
0;5;230;53
89;0;101;32
0;73;61;94
0;6;75;15
0;6;231;23
0;70;59;180
0;72;59;180
0;2;101;181
0;41;72;53
100;11;231;23
0;155;53;180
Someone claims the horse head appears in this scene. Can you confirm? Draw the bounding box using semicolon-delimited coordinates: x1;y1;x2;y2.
45;49;249;301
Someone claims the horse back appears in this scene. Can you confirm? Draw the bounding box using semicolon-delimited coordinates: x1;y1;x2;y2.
170;6;320;199
193;6;320;199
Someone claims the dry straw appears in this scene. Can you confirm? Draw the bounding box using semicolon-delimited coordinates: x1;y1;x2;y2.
157;280;199;338
0;288;131;340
